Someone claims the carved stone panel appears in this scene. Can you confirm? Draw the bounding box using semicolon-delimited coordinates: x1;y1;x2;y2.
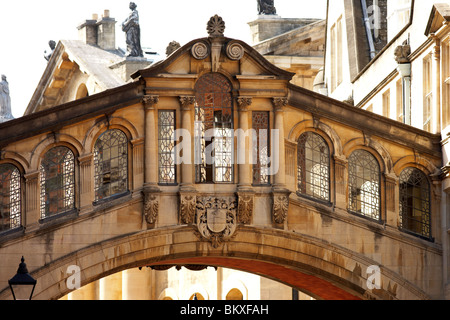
143;193;159;225
180;193;197;224
237;192;254;224
195;196;238;248
272;191;290;224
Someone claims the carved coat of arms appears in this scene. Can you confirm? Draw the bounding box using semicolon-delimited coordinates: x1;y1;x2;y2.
195;197;237;248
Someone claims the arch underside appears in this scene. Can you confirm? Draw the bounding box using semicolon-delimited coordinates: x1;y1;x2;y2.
2;225;429;301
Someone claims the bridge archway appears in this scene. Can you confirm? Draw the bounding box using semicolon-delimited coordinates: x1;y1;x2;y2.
0;225;429;300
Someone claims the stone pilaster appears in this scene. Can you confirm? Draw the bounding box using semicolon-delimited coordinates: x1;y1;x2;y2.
24;171;40;232
334;154;348;210
179;96;197;225
78;154;93;212
271;97;291;227
142;95;160;227
385;172;398;226
236;97;255;224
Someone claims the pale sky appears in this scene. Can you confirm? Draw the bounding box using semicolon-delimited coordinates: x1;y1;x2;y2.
0;0;327;118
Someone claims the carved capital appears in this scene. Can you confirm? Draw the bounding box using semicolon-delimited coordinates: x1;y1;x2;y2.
272;97;288;111
179;96;196;111
143;95;159;109
237;97;253;111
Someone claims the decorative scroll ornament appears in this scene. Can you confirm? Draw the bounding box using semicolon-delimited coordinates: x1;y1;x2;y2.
191;41;210;60
273;194;289;224
237;193;253;224
144;194;159;224
195;197;237;248
180;194;197;224
207;14;225;37
226;41;245;61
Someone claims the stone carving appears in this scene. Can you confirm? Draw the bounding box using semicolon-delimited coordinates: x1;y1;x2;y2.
166;41;181;56
0;75;13;123
394;40;411;64
272;194;289;224
191;41;210;60
195;196;237;248
122;2;143;57
272;97;288;110
44;40;56;61
207;14;225;37
144;193;159;224
179;96;196;110
180;194;196;224
237;193;253;224
142;95;159;107
226;41;245;61
237;97;253;111
257;0;277;15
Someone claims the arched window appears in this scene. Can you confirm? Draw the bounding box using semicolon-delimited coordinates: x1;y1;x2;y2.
194;73;234;183
348;150;380;220
0;164;21;232
94;129;128;202
297;132;330;202
40;147;75;219
399;168;431;239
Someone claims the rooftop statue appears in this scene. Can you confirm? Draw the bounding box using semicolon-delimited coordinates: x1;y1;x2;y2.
257;0;277;15
44;40;56;62
122;2;144;57
0;75;14;123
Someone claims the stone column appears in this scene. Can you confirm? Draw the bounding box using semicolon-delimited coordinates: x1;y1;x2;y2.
99;272;122;300
271;97;291;227
68;281;98;300
122;268;152;300
179;96;197;225
143;95;160;227
24;171;40;232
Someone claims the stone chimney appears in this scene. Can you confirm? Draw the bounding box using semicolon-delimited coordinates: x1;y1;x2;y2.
97;10;116;50
77;10;116;50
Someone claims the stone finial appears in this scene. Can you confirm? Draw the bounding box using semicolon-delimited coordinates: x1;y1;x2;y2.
166;41;181;56
207;14;225;37
44;40;56;62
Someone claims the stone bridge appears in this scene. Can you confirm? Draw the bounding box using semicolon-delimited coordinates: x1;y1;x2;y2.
0;21;445;300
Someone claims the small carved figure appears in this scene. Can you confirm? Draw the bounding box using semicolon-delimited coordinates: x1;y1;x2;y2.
0;75;14;122
44;40;56;61
257;0;277;15
122;2;143;57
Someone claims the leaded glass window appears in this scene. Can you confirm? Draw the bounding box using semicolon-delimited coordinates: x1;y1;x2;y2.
94;129;128;201
297;132;330;201
399;168;431;239
159;110;176;184
0;164;21;232
252;111;270;185
40;147;75;219
348;150;380;220
194;73;234;183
